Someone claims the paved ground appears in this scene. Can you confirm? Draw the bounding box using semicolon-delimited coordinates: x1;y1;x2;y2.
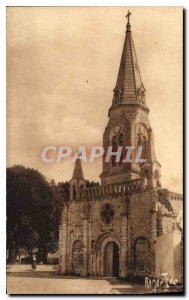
6;265;183;295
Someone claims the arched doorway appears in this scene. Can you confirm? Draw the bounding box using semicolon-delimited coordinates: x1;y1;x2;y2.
104;241;119;277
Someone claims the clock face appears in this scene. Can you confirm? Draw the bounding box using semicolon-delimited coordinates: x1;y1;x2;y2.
139;124;145;134
113;124;121;134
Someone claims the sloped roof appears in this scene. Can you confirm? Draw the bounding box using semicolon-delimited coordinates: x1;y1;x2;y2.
72;158;84;180
113;17;147;107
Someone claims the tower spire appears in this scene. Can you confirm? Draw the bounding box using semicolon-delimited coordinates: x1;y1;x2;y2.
111;11;148;111
72;158;84;180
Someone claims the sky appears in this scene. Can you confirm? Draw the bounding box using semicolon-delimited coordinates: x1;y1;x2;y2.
7;7;183;193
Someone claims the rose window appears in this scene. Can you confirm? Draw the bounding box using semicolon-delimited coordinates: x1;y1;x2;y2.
100;203;115;225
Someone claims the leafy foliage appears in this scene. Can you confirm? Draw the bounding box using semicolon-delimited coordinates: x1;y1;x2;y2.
7;165;66;262
86;180;100;188
7;165;99;263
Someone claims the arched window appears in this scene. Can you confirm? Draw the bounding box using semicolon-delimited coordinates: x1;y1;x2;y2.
111;134;124;166
112;135;118;166
73;185;76;200
119;133;124;165
136;125;147;161
134;237;152;274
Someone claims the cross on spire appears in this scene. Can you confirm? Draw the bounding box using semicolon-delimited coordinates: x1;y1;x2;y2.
126;10;132;32
126;10;132;23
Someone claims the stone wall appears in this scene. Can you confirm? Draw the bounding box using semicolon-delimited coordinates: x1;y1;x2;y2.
156;232;182;281
59;183;182;278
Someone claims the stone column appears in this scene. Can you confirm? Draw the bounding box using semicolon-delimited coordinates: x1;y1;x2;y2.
81;200;89;276
61;205;68;273
120;197;129;278
96;250;100;276
130;120;140;175
58;223;63;267
88;216;92;276
76;183;80;199
150;191;158;276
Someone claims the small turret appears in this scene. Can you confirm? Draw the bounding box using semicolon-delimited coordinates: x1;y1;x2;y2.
140;128;161;188
69;159;86;200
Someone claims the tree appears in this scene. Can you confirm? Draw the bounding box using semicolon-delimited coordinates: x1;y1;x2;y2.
47;180;69;253
7;165;52;262
86;180;100;188
7;165;100;263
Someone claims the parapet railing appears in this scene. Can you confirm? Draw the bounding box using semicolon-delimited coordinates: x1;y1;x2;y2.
78;178;142;200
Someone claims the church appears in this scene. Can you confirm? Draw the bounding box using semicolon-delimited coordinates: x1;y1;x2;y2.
58;13;183;280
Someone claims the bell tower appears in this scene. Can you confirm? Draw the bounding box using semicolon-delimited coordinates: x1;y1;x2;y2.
70;158;86;200
100;11;161;187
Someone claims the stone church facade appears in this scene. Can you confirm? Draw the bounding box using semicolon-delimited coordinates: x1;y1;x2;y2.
59;15;182;280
